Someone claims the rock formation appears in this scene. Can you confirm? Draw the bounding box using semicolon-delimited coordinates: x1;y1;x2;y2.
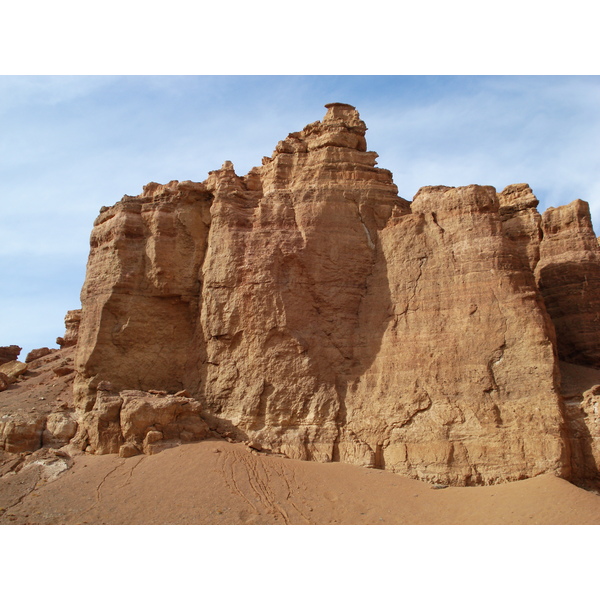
72;389;209;457
25;347;53;363
535;200;600;367
56;309;81;349
3;103;600;487
0;360;28;385
0;346;21;365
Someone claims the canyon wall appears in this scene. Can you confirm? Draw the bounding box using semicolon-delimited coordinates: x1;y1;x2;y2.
71;103;600;485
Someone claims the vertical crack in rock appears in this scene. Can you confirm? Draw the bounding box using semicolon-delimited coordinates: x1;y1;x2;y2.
486;290;508;394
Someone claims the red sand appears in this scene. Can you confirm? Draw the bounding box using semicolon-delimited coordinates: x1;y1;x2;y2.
1;439;599;525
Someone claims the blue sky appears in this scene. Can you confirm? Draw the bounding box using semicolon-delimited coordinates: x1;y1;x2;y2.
2;75;600;356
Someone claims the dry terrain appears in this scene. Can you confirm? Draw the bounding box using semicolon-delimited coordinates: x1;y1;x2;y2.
3;103;600;525
1;439;599;525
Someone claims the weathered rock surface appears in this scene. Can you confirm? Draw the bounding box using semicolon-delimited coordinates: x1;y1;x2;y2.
0;413;46;453
0;346;21;365
56;309;82;348
42;412;78;448
72;390;209;456
337;184;564;484
498;183;542;272
0;410;78;454
0;361;28;385
25;347;53;363
74;180;212;409
60;103;600;485
0;346;78;457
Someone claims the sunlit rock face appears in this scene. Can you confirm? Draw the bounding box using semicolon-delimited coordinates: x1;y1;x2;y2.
72;103;600;485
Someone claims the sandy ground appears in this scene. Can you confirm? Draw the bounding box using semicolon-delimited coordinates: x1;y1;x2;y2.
1;438;599;525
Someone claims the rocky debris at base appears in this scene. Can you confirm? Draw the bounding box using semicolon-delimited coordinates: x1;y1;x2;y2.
0;410;78;454
71;389;210;456
0;346;78;456
0;413;47;453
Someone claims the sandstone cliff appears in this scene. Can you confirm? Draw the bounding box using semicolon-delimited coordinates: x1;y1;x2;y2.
6;103;600;487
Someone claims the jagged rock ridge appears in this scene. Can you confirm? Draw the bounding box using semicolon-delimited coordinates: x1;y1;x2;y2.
5;103;600;487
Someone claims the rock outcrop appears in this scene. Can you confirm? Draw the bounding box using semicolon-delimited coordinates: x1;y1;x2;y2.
0;413;46;453
25;347;53;363
0;346;21;366
71;389;209;456
4;102;598;487
65;102;600;486
56;309;81;349
0;361;28;385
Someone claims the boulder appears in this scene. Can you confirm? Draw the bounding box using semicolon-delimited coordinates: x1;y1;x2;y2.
0;345;21;365
76;390;209;455
0;413;46;453
0;360;28;384
42;412;78;448
25;347;53;363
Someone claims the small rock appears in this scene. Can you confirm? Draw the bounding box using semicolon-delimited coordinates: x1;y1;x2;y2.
119;442;141;458
174;389;191;398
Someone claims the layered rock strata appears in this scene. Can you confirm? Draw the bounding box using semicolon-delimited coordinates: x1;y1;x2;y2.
66;103;600;485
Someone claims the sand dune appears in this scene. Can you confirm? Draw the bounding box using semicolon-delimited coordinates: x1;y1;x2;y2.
1;439;599;525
